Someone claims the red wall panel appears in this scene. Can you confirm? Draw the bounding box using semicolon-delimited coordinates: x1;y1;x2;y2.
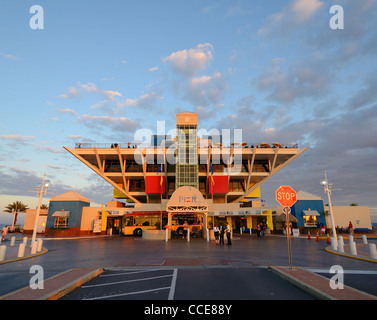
145;176;165;194
212;176;228;193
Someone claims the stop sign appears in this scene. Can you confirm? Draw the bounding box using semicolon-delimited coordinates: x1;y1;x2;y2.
276;185;297;207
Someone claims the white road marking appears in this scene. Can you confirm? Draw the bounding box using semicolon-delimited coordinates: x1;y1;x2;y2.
83;287;171;300
100;269;161;277
168;268;178;300
82;274;173;288
304;268;377;275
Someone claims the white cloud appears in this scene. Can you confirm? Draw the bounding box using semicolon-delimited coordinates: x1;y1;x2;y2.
290;0;324;22
60;86;80;99
163;43;214;77
119;92;162;110
77;115;139;133
0;52;20;60
56;108;78;116
148;66;158;72
257;0;324;38
0;134;35;142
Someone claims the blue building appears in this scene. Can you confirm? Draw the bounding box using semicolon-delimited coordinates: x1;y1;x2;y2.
291;190;327;233
46;190;90;236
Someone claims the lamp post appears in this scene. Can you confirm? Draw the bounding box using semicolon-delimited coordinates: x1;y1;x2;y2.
31;174;50;248
321;171;337;239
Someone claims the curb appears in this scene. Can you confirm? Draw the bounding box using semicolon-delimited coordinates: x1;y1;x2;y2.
269;266;335;300
325;246;377;263
0;268;105;300
43;267;105;300
269;266;377;300
0;247;49;265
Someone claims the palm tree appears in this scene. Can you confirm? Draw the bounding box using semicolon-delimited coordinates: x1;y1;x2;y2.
4;201;29;231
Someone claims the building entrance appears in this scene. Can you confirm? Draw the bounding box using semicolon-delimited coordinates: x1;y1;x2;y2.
106;216;123;235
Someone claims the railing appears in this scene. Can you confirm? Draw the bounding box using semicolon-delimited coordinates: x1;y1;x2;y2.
74;142;299;149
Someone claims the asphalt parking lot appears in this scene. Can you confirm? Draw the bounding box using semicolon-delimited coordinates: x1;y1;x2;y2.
61;266;315;300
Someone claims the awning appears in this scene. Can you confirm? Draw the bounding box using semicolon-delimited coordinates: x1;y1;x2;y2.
52;211;70;217
302;210;320;216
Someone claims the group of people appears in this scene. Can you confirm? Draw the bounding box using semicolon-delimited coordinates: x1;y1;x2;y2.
255;223;266;238
336;221;354;234
213;222;232;245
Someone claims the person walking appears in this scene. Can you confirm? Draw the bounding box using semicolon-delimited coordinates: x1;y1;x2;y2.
348;221;353;234
219;224;225;245
225;222;232;245
183;220;188;239
256;223;261;238
1;225;8;241
260;222;265;237
214;224;220;245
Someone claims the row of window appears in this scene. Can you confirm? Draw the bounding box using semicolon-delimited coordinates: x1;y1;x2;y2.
101;160;270;173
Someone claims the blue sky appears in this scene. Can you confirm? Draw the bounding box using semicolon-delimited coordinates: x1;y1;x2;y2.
1;0;376;224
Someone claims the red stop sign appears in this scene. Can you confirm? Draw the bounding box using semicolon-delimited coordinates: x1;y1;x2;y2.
276;186;297;207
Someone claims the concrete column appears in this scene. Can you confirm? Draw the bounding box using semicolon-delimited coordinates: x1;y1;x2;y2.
31;240;38;254
350;241;357;255
10;236;16;247
331;237;337;251
0;245;6;261
338;236;344;253
37;239;43;252
369;243;377;260
23;237;28;246
362;235;368;244
18;243;26;258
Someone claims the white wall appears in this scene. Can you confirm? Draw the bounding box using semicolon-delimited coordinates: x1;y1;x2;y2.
325;206;372;230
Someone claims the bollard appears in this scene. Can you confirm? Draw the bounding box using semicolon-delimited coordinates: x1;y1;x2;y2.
18;243;26;258
165;228;168;242
23;237;28;246
31;240;38;254
369;243;377;260
10;236;16;247
240;227;242;235
362;234;368;244
206;229;209;242
0;245;6;261
338;236;344;253
37;239;43;252
331;237;337;251
350;241;357;255
349;235;354;244
187;228;190;242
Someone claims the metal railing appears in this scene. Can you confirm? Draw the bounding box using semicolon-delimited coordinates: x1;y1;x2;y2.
74;142;299;149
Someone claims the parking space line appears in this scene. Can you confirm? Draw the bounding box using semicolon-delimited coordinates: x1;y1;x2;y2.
82;274;173;288
100;269;162;277
168;269;178;300
83;287;171;300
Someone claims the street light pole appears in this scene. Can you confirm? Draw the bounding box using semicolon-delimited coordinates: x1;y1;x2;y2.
321;171;337;239
31;174;50;248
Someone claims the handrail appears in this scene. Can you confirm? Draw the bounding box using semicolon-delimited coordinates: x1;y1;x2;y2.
74;142;299;149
